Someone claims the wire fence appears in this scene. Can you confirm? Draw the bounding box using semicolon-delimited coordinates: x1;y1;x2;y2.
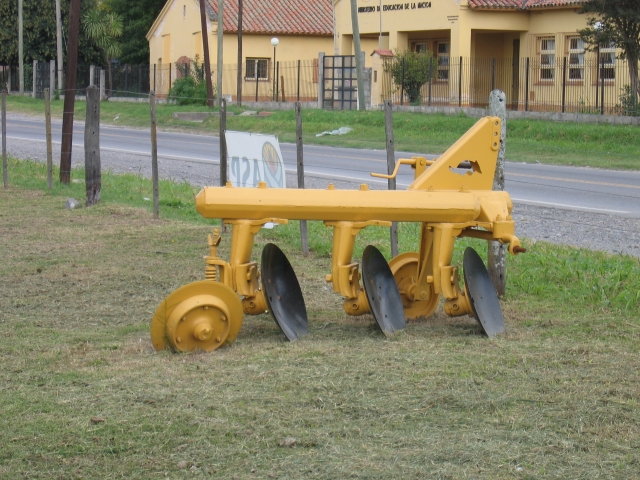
381;56;640;116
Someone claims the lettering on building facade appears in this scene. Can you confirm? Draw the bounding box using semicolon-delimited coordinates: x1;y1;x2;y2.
358;2;431;13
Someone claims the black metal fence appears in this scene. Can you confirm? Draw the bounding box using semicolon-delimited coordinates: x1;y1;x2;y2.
149;59;319;102
381;56;640;115
108;64;151;96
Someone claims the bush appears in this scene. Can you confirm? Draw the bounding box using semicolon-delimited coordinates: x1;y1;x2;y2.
384;51;435;104
168;55;214;106
617;85;640;117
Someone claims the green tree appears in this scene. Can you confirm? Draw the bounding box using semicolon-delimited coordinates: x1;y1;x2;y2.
578;0;640;112
384;50;435;104
0;0;101;66
102;0;167;65
82;8;123;96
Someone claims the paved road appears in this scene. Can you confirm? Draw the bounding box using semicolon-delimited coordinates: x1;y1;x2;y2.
6;116;640;218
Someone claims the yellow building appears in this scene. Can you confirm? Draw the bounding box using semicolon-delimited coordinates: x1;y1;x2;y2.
336;0;629;112
146;0;335;100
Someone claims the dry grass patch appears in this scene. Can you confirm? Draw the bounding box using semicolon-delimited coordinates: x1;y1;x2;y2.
1;187;639;479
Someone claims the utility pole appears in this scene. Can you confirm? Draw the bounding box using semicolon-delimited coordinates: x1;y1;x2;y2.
56;0;63;92
237;0;243;106
60;0;81;184
18;0;23;94
349;0;365;110
217;0;224;108
199;0;214;108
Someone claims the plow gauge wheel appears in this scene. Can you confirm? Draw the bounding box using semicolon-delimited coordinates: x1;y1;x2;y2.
151;280;243;352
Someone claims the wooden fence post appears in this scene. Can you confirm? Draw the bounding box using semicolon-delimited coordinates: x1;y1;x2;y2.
150;90;159;219
220;98;227;186
84;86;101;206
2;89;7;188
488;89;507;297
44;88;53;189
384;100;399;258
295;102;309;256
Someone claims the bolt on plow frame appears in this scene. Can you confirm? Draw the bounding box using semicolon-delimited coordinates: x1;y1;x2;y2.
151;117;526;352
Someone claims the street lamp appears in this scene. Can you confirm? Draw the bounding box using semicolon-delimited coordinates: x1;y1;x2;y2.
271;37;279;101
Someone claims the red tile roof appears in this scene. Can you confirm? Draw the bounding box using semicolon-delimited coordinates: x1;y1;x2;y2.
206;0;333;36
371;49;395;57
468;0;587;9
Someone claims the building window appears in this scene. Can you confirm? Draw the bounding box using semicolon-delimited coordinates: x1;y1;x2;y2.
436;41;450;81
599;43;616;80
567;36;585;80
539;37;555;81
245;58;269;81
413;42;427;53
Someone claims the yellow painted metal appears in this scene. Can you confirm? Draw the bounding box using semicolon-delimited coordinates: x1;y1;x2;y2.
152;116;524;352
408;116;501;192
371;157;433;181
151;280;243;352
196;187;483;224
324;220;391;316
388;253;439;319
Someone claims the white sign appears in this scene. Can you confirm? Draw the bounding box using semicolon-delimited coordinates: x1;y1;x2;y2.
226;131;286;189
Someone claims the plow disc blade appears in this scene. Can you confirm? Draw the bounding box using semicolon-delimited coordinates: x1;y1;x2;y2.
261;243;308;341
362;245;406;336
463;247;504;337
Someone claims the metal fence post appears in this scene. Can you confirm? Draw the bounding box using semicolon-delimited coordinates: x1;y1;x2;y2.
458;56;463;107
297;59;301;102
561;56;567;113
90;65;95;86
525;57;529;112
276;61;280;102
600;54;605;115
428;57;433;106
400;57;404;106
595;47;599;110
317;52;325;109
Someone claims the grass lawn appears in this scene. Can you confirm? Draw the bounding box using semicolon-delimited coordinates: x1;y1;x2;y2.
1;158;639;478
5;94;640;171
